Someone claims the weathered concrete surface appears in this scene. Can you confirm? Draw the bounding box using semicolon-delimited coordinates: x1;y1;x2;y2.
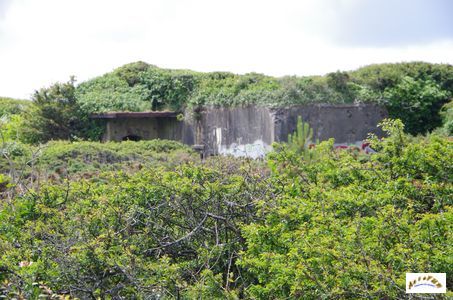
99;104;387;157
198;104;387;157
103;117;194;144
199;106;273;157
271;103;388;144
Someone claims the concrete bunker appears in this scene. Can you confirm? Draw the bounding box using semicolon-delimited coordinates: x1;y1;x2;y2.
92;104;388;158
91;111;195;143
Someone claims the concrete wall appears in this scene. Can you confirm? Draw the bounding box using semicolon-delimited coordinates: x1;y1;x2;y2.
198;104;387;157
103;117;195;144
199;106;274;158
272;103;388;144
101;104;388;157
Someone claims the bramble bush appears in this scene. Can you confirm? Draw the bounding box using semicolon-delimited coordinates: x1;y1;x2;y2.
0;156;269;299
0;121;451;299
240;119;452;299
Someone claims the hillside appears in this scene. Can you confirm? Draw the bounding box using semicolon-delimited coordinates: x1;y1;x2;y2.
76;61;452;112
75;61;453;135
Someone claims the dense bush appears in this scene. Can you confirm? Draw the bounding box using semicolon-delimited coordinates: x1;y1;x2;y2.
0;97;30;117
19;78;104;144
0;114;23;142
0;155;269;299
0;121;451;299
350;62;453;134
0;140;196;186
76;63;362;112
0;98;30;142
75;61;452;136
382;76;449;134
139;66;201;111
349;62;453;92
241;120;452;299
76;62;202;113
75;74;152;113
436;99;453;135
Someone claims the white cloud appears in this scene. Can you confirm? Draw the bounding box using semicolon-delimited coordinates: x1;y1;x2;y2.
0;0;452;99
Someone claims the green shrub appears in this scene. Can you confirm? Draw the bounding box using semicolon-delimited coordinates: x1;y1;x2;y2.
0;97;30;117
74;61;453;135
0;157;268;299
436;99;453;135
76;73;152;113
0;139;197;181
0;98;30;142
0;114;24;142
0;121;451;299
383;76;449;134
20;78;103;143
240;119;452;299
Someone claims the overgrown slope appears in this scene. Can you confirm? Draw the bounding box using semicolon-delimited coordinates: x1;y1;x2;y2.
76;61;453;134
0;139;196;187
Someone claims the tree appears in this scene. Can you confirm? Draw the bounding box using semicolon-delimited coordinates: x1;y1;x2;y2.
437;99;453;135
21;78;101;143
384;76;449;134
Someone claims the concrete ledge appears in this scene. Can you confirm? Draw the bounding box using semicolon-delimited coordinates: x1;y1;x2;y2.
91;111;178;119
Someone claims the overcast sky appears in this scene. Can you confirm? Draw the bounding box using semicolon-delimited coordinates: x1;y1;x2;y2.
1;0;452;99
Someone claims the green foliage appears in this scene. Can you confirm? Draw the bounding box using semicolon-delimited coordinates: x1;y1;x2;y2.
0;97;30;117
76;62;201;113
0;155;268;299
384;76;449;134
286;116;315;162
350;61;453;92
240;120;452;299
74;61;452;135
0;114;24;142
20;78;103;143
0;173;8;193
0;140;196;182
325;71;356;102
76;73;152;113
0;97;30;142
350;62;453;134
37;140;194;176
0;120;452;298
114;61;151;87
139;66;200;111
1;120;451;299
436;99;453;135
188;72;281;108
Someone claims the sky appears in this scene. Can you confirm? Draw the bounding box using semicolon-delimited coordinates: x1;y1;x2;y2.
0;0;452;99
